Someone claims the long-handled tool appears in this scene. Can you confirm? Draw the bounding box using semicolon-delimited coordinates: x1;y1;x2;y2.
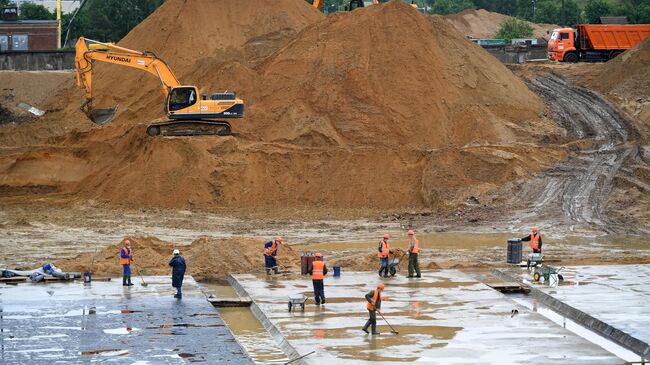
285;350;315;364
133;263;148;287
378;311;399;335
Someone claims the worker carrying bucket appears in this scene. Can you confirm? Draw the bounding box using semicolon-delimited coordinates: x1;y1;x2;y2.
307;253;328;305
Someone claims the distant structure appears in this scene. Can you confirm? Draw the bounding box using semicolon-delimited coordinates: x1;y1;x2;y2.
0;6;58;51
11;0;81;14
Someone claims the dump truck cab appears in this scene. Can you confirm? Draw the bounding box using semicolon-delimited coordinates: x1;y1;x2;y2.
547;27;577;62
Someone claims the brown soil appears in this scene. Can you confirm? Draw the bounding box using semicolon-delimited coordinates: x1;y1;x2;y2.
0;0;565;213
55;236;301;281
445;9;558;39
585;37;650;141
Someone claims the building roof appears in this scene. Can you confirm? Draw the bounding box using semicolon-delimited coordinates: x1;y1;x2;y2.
0;20;58;25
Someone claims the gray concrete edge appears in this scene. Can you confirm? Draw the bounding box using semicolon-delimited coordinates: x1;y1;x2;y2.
228;274;308;365
493;269;650;358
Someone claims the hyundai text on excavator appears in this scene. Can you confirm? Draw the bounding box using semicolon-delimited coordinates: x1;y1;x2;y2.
74;37;244;136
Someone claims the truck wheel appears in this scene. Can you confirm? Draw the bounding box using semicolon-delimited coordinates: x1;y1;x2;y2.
564;52;578;63
533;272;541;282
609;51;622;60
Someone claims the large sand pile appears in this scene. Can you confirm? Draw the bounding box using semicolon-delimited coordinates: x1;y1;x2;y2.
445;9;557;39
55;236;301;281
0;0;565;212
587;37;650;140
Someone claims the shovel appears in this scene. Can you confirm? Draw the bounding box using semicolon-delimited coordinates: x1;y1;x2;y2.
88;106;118;125
133;263;148;287
378;311;399;335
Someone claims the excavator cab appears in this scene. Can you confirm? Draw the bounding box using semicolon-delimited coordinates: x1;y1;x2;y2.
167;87;197;112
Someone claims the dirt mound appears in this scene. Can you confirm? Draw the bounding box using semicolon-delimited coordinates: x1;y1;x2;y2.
87;0;323;124
445;8;556;39
587;37;650;140
55;236;301;281
0;0;565;212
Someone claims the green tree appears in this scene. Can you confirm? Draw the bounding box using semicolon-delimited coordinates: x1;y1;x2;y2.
496;18;534;41
19;3;55;20
430;0;474;15
585;0;613;23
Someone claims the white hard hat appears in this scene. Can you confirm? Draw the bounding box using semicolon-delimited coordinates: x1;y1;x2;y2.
173;249;180;255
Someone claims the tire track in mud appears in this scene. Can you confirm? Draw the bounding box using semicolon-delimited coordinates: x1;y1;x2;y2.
515;73;637;230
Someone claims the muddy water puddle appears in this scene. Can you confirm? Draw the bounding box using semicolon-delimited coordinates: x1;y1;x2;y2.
200;283;288;364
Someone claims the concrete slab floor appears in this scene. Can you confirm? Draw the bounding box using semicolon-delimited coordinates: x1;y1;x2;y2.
518;264;650;345
0;276;252;364
233;271;623;364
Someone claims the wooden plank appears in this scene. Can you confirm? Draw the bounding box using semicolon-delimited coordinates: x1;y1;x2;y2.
0;276;28;282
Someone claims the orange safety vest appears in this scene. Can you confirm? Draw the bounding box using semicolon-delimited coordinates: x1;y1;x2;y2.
120;247;131;265
263;241;278;256
377;240;390;258
409;238;419;254
367;289;381;311
530;233;541;250
311;260;325;280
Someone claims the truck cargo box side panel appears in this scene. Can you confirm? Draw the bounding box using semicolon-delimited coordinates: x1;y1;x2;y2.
578;24;650;50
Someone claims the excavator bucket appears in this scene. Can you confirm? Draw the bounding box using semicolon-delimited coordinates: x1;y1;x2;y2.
88;106;118;125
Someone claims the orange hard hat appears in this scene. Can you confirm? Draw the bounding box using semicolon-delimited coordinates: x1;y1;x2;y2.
124;240;131;245
314;252;323;258
407;230;414;236
532;227;538;233
275;236;284;243
383;234;390;239
377;283;385;290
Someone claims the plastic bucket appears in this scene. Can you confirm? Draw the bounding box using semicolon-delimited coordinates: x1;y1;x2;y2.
333;266;341;277
83;272;92;284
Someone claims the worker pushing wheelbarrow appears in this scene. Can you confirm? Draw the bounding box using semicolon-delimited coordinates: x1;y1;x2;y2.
377;234;404;277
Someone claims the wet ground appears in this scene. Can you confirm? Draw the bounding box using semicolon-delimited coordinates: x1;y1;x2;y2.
0;276;252;364
523;264;650;346
201;282;289;364
231;271;622;364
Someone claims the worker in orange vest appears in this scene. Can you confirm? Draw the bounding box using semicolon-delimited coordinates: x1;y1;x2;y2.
362;283;384;335
308;252;328;305
377;234;392;278
406;230;421;278
263;236;283;275
520;227;542;253
120;240;134;286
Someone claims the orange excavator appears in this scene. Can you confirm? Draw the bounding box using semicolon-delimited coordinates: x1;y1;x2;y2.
75;37;244;136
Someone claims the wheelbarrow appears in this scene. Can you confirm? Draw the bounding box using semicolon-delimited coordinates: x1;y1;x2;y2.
533;265;564;285
288;294;308;312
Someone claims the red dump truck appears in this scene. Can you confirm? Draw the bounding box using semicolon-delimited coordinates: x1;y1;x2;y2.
548;24;650;62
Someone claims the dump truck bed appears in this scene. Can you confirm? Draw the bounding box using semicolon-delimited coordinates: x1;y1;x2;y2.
578;24;650;50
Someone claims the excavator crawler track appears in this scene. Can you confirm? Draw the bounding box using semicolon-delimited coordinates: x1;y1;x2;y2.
146;120;231;137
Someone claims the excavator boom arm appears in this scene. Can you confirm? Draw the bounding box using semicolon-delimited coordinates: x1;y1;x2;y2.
75;37;181;123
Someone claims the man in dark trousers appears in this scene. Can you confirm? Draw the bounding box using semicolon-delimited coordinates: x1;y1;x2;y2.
362;283;384;335
307;252;328;305
169;249;186;299
263;236;283;275
406;230;421;278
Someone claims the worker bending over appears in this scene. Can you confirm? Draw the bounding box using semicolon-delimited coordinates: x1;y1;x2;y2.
377;234;392;278
120;240;133;286
521;226;542;253
308;252;328;305
406;230;421;278
263;236;283;275
169;249;186;299
362;283;384;335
